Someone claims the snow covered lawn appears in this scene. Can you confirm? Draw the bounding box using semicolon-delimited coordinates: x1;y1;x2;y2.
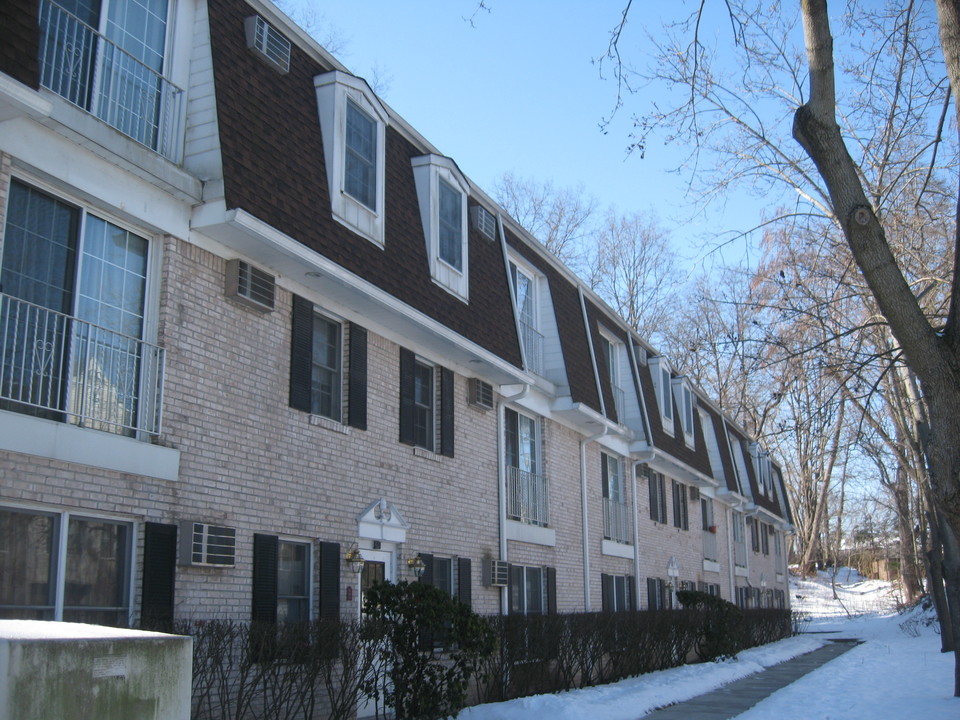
459;570;957;719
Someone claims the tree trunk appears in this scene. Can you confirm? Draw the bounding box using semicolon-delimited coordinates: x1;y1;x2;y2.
894;465;922;603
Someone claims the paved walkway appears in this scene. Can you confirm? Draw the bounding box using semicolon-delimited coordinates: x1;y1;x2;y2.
643;638;861;719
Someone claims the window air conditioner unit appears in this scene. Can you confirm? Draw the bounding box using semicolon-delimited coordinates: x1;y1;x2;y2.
245;15;291;74
689;486;700;501
469;378;494;410
470;205;497;241
226;259;276;312
180;522;237;567
483;559;509;587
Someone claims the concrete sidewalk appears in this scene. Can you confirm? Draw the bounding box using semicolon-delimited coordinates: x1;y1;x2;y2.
643;638;861;719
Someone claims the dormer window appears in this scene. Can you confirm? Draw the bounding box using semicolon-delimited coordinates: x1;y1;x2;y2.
411;155;470;301
315;71;388;246
649;357;674;435
600;330;624;420
672;378;695;447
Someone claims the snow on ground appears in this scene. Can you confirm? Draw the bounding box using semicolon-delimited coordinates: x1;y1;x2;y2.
459;569;957;719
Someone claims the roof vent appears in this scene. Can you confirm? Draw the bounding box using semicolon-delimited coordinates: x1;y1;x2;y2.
245;15;291;74
470;205;497;241
226;259;276;312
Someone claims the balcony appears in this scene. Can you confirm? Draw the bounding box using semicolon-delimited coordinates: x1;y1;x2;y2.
602;497;632;544
518;320;544;376
703;526;718;562
0;293;164;437
610;383;625;420
506;465;549;527
38;0;184;163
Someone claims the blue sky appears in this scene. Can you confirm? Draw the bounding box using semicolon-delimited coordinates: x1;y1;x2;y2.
280;1;767;269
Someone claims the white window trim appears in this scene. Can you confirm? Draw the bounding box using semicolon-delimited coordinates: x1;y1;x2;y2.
314;71;388;246
411;154;470;301
648;357;674;436
277;536;313;622
672;378;696;447
311;308;345;423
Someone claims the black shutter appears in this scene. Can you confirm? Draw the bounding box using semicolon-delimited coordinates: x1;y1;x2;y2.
318;541;340;619
399;347;415;445
627;576;635;611
648;471;658;521
457;557;472;608
141;522;177;631
647;577;658;610
440;366;454;457
601;454;609;498
601;573;613;612
546;566;557;615
290;295;314;412
348;324;367;430
418;553;434;585
252;534;279;622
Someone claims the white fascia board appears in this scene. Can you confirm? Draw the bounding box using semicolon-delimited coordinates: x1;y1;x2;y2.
642;450;718;489
191;204;530;384
0;73;52;122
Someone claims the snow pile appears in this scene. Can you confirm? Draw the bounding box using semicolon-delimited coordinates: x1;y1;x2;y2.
459;570;957;719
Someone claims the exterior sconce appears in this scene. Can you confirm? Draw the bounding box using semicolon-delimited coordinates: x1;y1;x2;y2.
345;545;365;574
407;554;426;578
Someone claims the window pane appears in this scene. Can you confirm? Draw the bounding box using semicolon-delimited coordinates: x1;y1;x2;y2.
278;541;309;623
64;517;130;627
413;362;433;450
345;100;377;209
438;180;462;270
311;314;341;420
525;567;543;615
433;557;452;596
0;508;57;620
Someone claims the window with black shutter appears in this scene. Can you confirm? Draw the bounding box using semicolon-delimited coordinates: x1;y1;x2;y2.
141;522;177;631
399;348;453;456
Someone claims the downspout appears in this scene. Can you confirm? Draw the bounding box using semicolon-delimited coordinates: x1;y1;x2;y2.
581;426;607;611
498;383;530;615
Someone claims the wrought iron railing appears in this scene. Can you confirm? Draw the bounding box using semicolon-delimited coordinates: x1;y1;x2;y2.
0;293;164;436
38;0;184;162
703;527;718;562
519;320;544;376
602;497;632;544
610;383;626;420
506;465;549;527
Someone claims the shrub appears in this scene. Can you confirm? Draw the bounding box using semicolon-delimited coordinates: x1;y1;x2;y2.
676;589;745;661
361;580;495;720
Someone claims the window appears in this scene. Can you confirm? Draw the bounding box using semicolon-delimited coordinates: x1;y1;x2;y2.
774;529;783;558
315;71;388;245
733;512;748;567
672;480;689;530
601;574;634;612
252;535;341;623
600;332;624;420
0;505;132;626
509;565;555;615
673;380;695;444
419;554;472;608
646;577;668;610
647;468;667;524
277;540;310;622
289;296;367;429
509;260;543;375
399;348;453;456
38;0;181;160
1;179;162;436
345;100;377;209
411;154;470;300
649;357;673;433
602;453;630;543
504;407;548;527
750;517;760;553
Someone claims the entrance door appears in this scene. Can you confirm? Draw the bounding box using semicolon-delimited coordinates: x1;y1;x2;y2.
357;548;394;719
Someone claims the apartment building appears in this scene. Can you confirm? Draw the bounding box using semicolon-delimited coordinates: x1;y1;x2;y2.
0;0;791;638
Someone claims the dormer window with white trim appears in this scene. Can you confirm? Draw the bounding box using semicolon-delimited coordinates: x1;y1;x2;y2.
315;71;388;246
672;378;696;447
600;330;625;420
648;357;674;436
411;154;470;301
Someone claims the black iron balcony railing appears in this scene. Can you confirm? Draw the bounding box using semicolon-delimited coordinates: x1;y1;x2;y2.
38;0;184;162
0;293;164;437
506;465;549;527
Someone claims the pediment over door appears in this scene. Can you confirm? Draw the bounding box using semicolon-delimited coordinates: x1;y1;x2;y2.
357;497;409;543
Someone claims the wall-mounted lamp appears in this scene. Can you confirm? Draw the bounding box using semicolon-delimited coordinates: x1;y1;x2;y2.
407;554;426;579
345;545;365;574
